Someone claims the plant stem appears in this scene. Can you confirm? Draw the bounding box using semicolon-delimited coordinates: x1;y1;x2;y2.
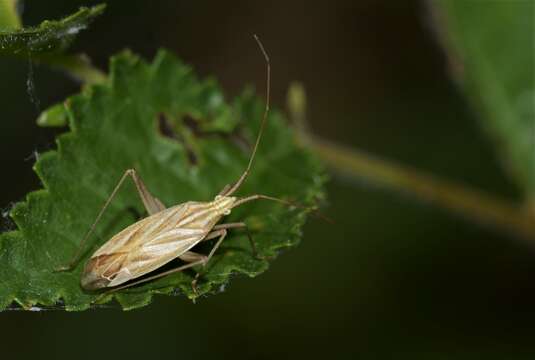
308;136;535;241
287;82;535;242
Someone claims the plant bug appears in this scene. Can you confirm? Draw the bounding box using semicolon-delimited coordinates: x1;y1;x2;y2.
56;35;316;294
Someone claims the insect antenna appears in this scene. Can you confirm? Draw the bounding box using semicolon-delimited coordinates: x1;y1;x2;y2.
224;37;331;223
223;34;270;196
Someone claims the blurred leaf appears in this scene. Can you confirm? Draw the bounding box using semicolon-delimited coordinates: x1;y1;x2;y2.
0;4;105;55
0;50;326;311
435;0;535;200
0;0;21;30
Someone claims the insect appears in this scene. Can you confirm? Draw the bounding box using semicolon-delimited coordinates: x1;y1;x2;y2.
56;35;308;293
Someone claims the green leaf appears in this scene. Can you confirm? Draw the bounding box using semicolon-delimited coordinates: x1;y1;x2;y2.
36;102;68;127
0;50;326;311
0;4;105;55
0;0;21;30
434;0;535;200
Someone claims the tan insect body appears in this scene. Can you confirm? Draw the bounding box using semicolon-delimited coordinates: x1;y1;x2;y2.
81;196;235;290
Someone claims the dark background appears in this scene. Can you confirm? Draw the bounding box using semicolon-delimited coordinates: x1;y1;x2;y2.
2;1;535;358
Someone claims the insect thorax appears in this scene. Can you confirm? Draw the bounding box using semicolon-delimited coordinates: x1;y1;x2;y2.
212;195;236;216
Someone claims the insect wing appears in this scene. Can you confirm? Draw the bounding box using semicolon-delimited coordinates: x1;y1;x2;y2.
82;201;224;289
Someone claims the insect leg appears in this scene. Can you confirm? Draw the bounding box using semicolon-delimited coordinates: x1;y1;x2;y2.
178;251;208;263
195;229;227;261
190;229;229;293
212;222;263;259
126;169;166;215
55;169;165;272
103;258;208;294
